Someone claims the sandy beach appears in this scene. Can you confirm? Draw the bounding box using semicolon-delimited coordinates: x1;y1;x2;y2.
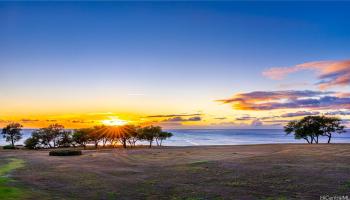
1;144;350;199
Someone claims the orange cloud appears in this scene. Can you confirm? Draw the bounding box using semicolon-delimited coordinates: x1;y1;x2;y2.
263;60;350;89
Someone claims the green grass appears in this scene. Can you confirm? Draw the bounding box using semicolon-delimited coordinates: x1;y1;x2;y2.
0;158;26;200
0;159;24;176
188;160;209;166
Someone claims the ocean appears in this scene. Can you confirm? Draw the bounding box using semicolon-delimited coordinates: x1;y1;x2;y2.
1;129;350;146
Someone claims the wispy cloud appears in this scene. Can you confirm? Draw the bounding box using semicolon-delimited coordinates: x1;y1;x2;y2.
146;113;202;118
235;115;256;121
263;60;350;89
217;90;350;110
21;119;40;123
325;110;350;116
162;116;202;122
214;117;227;120
280;111;320;118
46;119;58;122
70;120;95;124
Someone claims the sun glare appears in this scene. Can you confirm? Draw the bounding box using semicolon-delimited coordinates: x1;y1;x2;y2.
101;117;128;126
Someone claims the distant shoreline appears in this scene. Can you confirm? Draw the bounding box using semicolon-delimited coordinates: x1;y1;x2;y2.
2;129;350;146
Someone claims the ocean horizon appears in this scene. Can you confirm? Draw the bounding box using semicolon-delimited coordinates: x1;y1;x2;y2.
2;129;350;146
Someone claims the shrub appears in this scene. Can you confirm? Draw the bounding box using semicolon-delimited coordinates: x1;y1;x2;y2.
24;137;39;149
2;145;16;149
49;149;82;156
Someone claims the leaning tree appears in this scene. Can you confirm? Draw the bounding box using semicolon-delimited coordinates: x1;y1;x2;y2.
284;116;323;144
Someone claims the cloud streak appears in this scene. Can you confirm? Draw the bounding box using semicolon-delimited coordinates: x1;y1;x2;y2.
280;111;320;117
325;110;350;116
263;60;350;89
146;113;202;118
21;119;39;123
217;90;350;110
163;116;202;122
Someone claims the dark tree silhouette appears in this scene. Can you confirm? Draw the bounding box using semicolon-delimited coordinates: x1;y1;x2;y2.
138;126;162;148
284;116;346;144
319;116;345;143
72;128;92;149
156;131;173;146
1;123;23;147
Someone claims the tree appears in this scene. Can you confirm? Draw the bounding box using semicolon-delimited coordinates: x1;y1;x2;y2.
73;128;92;149
156;131;173;146
48;124;65;147
31;128;53;148
28;124;66;148
89;125;105;148
1;123;23;147
319;116;346;143
303;116;324;144
284;115;346;144
117;125;137;148
127;126;141;147
139;126;162;148
58;131;73;147
285;120;310;144
284;116;323;144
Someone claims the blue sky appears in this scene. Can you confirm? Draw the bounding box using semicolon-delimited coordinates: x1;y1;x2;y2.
1;2;350;128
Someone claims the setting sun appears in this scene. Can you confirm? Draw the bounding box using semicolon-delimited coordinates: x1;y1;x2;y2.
101;117;128;126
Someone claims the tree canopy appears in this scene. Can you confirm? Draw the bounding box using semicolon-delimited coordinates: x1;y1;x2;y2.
284;116;346;144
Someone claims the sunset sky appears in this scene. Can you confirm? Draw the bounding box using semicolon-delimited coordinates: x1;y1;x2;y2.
1;2;350;128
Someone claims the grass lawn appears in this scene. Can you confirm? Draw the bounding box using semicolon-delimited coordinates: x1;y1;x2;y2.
1;144;350;199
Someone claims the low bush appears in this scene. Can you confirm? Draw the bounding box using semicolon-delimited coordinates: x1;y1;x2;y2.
24;137;39;149
49;149;82;156
2;145;16;150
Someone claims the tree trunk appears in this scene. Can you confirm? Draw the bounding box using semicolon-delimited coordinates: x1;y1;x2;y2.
149;140;152;148
315;136;319;144
11;137;14;147
327;134;332;144
305;137;310;144
122;138;127;148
